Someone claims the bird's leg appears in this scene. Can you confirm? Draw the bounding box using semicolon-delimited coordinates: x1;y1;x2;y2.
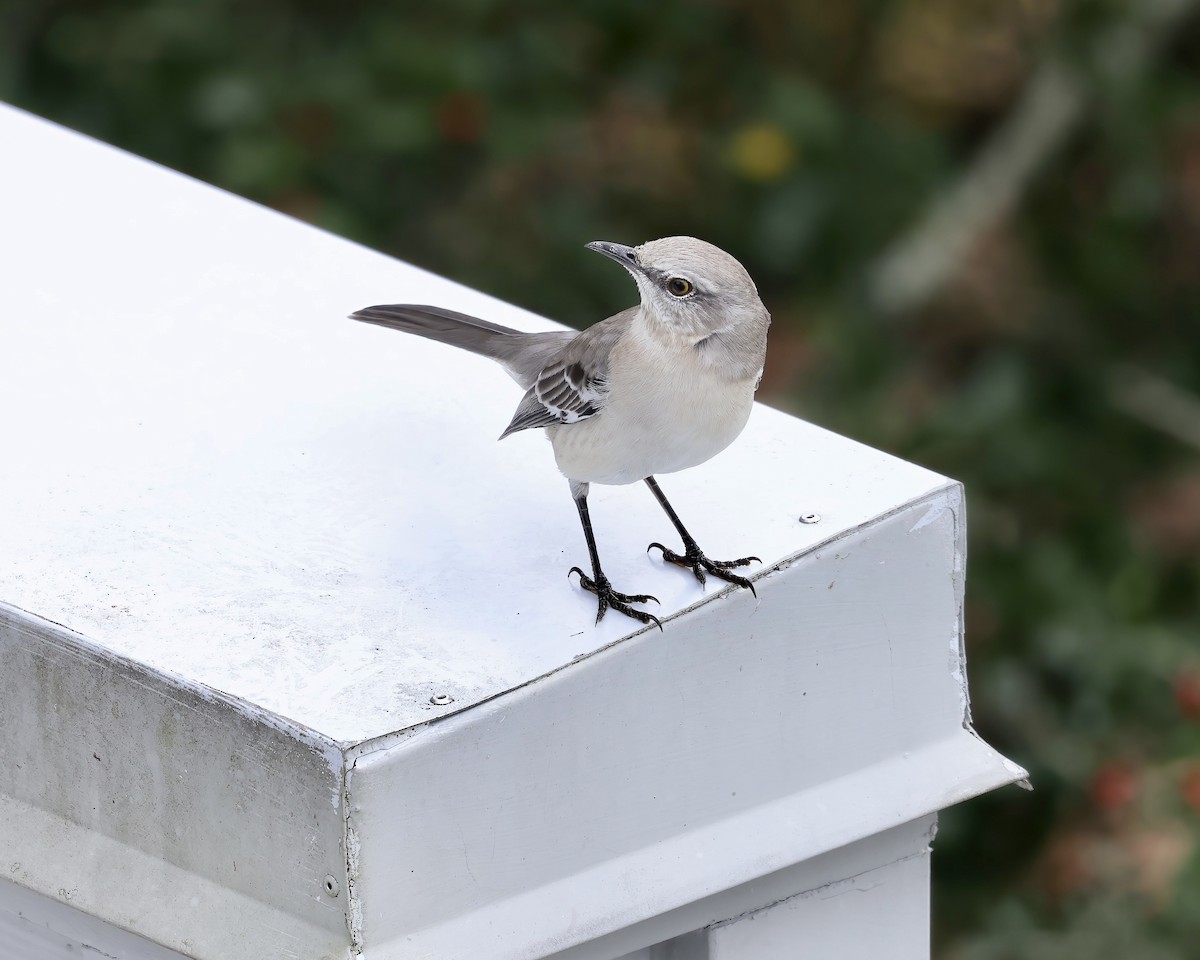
644;476;761;596
567;482;662;630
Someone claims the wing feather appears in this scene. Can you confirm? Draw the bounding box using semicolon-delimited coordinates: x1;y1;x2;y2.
496;307;635;439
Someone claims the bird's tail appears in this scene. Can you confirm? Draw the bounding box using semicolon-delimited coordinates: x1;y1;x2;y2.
350;303;573;388
350;304;521;361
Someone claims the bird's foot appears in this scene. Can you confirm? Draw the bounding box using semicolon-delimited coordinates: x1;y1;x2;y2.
647;539;760;597
569;567;662;630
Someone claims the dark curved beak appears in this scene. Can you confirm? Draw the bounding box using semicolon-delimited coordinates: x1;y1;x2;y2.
586;240;643;274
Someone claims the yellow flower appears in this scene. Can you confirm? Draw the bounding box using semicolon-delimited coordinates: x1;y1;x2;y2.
729;123;797;182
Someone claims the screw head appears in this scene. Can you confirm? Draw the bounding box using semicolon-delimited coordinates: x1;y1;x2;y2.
323;875;340;897
799;513;821;524
429;694;454;706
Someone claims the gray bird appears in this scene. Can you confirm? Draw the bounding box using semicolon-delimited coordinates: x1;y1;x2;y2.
352;236;771;629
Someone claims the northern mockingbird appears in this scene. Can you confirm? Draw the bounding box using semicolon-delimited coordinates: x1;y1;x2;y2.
352;236;770;629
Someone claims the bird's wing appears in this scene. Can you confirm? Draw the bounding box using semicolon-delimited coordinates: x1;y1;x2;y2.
498;307;636;440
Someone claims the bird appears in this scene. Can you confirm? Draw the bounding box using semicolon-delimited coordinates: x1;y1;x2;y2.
351;236;771;630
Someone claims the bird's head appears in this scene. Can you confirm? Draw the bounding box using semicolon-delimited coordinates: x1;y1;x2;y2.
586;237;769;353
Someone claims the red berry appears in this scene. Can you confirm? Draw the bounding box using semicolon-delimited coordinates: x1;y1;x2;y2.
1175;671;1200;720
1090;762;1139;813
1181;767;1200;813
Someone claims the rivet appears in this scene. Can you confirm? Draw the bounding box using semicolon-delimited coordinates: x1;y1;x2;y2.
799;513;821;524
429;694;454;706
323;875;340;897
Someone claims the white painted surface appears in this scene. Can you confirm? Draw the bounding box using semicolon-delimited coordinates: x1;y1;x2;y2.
345;492;1024;960
707;828;930;960
565;816;934;960
0;104;1027;960
0;877;190;960
0;608;349;960
0;102;955;745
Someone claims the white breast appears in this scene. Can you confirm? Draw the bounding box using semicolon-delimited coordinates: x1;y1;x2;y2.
546;328;757;486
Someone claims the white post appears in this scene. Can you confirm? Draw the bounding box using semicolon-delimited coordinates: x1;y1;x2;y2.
705;817;933;960
0;103;1026;960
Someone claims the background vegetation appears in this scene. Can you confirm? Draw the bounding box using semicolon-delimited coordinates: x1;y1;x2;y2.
5;1;1199;955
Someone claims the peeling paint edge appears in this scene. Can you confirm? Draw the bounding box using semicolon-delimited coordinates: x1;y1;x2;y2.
946;483;972;727
939;495;1034;792
343;758;364;954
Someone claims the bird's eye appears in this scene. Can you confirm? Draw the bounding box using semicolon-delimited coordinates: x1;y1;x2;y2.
666;277;693;298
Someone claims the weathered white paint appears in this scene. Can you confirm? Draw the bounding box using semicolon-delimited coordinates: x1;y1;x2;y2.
0;607;349;960
0;103;1027;960
0;877;190;960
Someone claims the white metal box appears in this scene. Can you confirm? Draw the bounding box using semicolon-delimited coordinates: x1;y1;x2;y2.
0;104;1025;960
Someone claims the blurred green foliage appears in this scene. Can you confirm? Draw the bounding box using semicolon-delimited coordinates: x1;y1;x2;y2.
5;0;1200;955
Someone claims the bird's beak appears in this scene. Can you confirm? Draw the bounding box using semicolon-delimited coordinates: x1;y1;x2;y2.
586;240;643;275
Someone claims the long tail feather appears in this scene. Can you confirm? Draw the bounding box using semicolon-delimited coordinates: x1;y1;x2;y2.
350;304;520;359
350;303;575;388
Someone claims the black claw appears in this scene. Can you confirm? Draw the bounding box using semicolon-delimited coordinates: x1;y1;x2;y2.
648;538;761;597
569;567;663;631
709;555;761;569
